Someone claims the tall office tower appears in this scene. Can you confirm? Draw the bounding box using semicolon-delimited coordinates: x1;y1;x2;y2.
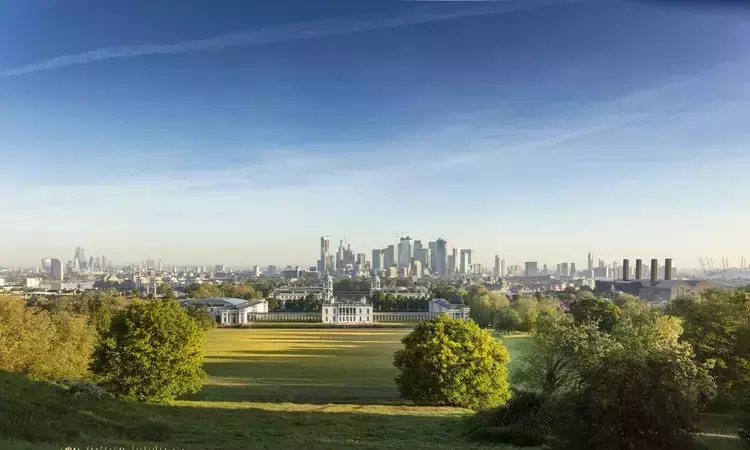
432;238;447;277
252;265;261;277
326;254;336;273
95;257;101;270
556;264;562;276
146;259;155;269
587;252;594;273
460;249;473;275
501;258;506;277
158;258;163;272
88;256;94;270
101;255;107;270
429;241;438;272
74;246;85;265
570;262;576;276
450;247;459;274
413;240;423;252
561;262;569;277
371;249;384;272
41;258;52;274
356;253;366;267
415;247;430;272
525;262;539;277
50;258;63;281
384;245;396;270
319;236;331;274
494;255;501;277
397;236;414;268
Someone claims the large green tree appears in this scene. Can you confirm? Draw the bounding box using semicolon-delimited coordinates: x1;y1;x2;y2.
393;315;511;410
569;296;621;332
668;290;750;397
91;300;207;403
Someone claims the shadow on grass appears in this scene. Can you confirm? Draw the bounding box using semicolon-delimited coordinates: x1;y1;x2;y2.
0;370;483;450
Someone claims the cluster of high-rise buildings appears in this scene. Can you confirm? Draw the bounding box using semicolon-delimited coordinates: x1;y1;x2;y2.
40;246;111;280
317;235;498;279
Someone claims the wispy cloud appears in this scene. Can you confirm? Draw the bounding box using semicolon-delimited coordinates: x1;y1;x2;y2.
147;151;178;157
0;0;582;78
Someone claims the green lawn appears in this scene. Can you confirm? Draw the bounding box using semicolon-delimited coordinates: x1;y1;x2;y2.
0;327;741;449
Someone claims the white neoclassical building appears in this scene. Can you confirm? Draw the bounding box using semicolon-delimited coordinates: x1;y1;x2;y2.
320;274;374;324
180;297;268;325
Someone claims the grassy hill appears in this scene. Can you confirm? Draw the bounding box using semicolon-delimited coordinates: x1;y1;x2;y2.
0;329;515;450
0;328;741;449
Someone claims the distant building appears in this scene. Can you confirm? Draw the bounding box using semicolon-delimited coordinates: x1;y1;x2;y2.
570;263;576;277
449;247;458;274
319;235;331;274
252;265;261;277
434;238;448;277
371;249;384;272
322;298;373;324
524;262;538;277
429;298;471;320
411;260;423;279
494;255;501;277
267;265;277;277
25;278;41;288
460;249;473;275
41;258;52;274
561;262;569;277
50;258;63;281
397;237;414;268
595;279;710;303
415;248;430;272
180;297;269;326
501;258;506;277
384;245;396;271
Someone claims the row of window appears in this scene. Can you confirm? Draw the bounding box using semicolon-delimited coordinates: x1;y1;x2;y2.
324;316;370;322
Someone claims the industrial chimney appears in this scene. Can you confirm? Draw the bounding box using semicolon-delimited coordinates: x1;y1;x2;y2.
635;259;642;280
665;258;673;281
651;258;658;284
622;259;630;281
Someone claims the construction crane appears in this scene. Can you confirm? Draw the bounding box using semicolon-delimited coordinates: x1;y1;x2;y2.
698;257;707;274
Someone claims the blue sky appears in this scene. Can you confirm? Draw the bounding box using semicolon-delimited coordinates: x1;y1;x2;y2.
1;0;749;268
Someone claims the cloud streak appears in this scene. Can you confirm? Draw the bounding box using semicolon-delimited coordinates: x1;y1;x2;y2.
0;0;581;78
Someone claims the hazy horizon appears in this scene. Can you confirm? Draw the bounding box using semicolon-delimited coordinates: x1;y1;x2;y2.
1;0;749;268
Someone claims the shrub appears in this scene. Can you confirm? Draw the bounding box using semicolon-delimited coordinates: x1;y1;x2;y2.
91;300;207;403
393;314;511;410
184;303;217;331
467;390;550;447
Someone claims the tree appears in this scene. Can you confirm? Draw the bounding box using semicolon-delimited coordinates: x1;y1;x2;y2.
191;283;222;299
494;308;521;333
514;296;540;332
393;315;511;410
668;290;750;398
466;286;510;327
514;314;618;396
559;348;715;450
569;296;620;332
0;295;94;380
184;304;217;331
91;300;207;403
553;310;715;450
156;284;176;300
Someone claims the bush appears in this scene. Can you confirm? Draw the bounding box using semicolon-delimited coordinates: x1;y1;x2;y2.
494;308;520;333
91;300;207;403
467;390;550;447
393;314;511;410
184;304;217;331
738;390;750;446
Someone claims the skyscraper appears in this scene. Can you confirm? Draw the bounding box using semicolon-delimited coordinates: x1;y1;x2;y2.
415;247;429;272
449;247;458;274
413;240;423;252
372;249;384;272
494;255;501;277
561;262;569;277
501;258;506;277
41;258;52;274
384;245;396;270
50;258;63;281
429;241;438;272
570;262;576;276
587;252;594;273
319;236;331;274
434;238;448;277
525;262;539;277
460;249;472;275
397;236;414;268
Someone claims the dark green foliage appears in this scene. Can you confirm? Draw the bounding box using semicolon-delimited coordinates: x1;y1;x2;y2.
91;300;207;403
569;296;621;332
467;390;550;447
370;291;433;312
184;304;217;331
556;350;715;450
393;315;511;410
738;390;750;446
669;290;750;400
132;419;173;441
284;293;323;312
494;307;521;332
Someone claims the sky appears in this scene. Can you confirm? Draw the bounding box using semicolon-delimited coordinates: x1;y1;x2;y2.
1;0;749;269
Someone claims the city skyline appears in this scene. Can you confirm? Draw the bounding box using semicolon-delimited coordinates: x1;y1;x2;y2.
1;1;749;265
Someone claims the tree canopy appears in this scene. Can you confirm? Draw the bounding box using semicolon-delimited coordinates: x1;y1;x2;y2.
393;315;511;410
91;300;207;403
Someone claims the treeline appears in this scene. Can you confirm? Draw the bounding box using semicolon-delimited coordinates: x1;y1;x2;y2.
0;292;213;404
463;289;750;449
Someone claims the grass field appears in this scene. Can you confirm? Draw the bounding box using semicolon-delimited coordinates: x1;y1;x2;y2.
0;327;742;449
